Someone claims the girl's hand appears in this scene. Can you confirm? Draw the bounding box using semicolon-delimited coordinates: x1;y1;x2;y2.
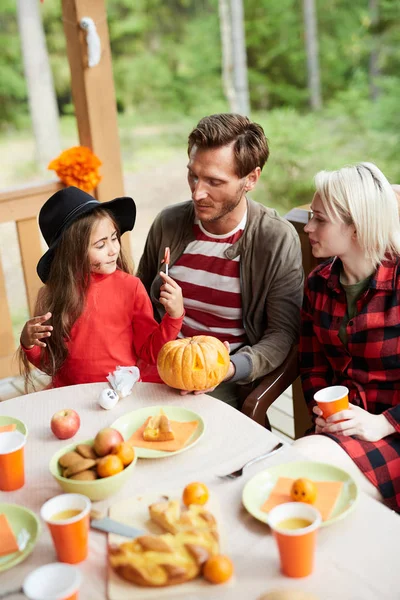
158;272;184;319
314;403;395;442
20;312;53;349
180;342;233;395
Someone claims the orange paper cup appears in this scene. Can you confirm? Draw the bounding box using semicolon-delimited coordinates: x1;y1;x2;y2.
0;430;26;491
314;385;349;420
23;562;82;600
41;494;91;564
268;502;321;578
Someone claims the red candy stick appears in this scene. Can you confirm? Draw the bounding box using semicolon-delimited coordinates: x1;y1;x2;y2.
163;247;170;275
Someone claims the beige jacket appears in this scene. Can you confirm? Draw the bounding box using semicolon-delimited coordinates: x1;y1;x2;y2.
137;198;304;384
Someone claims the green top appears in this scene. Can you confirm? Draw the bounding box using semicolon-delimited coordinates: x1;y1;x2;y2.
338;275;371;345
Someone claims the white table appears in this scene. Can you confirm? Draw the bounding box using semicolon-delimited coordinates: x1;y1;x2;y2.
0;382;399;599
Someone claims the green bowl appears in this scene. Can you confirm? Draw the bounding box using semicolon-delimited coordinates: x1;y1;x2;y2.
0;416;28;436
49;438;137;501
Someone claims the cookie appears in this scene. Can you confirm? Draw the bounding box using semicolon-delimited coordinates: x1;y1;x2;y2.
64;458;97;478
70;469;98;481
58;451;83;468
76;444;97;460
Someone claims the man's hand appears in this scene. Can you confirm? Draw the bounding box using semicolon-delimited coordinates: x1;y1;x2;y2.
158;272;184;319
313;403;395;442
20;312;53;349
180;341;234;396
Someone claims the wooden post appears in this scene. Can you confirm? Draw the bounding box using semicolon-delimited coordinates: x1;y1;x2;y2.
61;0;133;261
16;218;43;316
286;205;315;438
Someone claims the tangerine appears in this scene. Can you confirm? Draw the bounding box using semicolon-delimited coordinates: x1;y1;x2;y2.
203;554;234;584
96;454;124;478
182;482;209;506
112;442;135;466
290;478;317;504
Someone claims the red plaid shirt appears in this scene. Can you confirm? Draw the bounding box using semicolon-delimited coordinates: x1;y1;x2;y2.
300;256;400;511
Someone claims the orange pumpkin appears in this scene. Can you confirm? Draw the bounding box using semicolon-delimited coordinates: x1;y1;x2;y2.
157;335;230;391
290;478;317;505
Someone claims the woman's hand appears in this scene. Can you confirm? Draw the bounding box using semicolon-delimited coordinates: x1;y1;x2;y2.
180;341;233;396
20;312;53;349
158;272;184;319
313;403;395;442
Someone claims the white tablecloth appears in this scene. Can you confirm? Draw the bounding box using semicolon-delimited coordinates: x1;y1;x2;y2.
0;382;399;599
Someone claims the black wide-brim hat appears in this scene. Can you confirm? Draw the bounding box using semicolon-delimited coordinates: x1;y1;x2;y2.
37;186;136;283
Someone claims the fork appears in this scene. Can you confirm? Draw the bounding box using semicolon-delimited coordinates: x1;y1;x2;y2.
217;441;284;480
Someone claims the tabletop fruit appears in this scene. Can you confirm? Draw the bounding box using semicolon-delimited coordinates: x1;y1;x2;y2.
290;478;317;504
50;409;80;440
157;335;230;391
97;454;124;478
93;427;123;457
203;554;234;584
112;442;135;466
182;482;209;507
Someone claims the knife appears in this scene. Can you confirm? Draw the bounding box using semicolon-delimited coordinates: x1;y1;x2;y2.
90;516;145;538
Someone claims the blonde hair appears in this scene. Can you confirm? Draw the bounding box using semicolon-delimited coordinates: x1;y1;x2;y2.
315;162;400;268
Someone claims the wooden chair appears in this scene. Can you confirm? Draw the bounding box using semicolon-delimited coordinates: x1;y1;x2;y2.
240;345;311;439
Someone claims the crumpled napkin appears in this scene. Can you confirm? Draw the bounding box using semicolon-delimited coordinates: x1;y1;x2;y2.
106;366;140;398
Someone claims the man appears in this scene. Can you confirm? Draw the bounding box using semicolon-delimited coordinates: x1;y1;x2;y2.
137;113;303;407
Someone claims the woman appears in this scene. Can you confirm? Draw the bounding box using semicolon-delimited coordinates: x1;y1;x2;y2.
294;162;400;511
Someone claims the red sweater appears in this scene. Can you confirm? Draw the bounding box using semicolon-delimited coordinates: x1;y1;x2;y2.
23;270;183;387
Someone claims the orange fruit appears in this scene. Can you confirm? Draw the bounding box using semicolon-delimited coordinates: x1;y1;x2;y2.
182;482;209;506
203;554;234;584
96;454;124;478
112;442;135;467
290;478;317;504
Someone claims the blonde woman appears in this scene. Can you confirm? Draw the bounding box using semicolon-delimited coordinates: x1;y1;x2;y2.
294;162;400;512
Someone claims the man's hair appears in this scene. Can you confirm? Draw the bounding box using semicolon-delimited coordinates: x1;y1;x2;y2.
315;162;400;268
188;113;270;178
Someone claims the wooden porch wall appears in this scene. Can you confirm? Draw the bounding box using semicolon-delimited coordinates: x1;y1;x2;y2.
0;181;63;378
0;0;132;379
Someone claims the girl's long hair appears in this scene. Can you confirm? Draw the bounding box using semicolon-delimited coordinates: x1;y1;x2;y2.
19;208;132;390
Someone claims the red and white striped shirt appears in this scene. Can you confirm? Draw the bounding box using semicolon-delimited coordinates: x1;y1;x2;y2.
169;213;247;351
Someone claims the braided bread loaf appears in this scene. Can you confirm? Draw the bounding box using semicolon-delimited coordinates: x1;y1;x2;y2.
109;500;219;587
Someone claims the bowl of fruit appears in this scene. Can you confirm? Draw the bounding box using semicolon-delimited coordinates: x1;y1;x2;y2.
49;427;137;501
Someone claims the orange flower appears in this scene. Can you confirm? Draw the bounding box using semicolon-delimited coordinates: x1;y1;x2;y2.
48;146;102;193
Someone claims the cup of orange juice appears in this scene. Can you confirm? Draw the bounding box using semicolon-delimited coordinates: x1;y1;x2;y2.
313;385;349;420
41;494;91;564
0;430;26;491
268;502;321;578
23;562;82;600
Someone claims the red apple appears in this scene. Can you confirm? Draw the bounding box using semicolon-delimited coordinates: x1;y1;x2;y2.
93;427;123;457
51;408;80;440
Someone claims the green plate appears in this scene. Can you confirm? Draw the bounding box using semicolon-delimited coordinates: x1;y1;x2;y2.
111;405;205;458
0;504;40;572
242;461;359;527
0;416;28;436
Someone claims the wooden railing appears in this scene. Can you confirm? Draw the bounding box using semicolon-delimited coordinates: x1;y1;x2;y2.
0;180;63;378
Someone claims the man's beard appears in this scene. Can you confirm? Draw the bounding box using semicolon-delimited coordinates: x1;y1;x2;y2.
201;181;246;223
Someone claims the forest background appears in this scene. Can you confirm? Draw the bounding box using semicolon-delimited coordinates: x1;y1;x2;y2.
1;0;400;216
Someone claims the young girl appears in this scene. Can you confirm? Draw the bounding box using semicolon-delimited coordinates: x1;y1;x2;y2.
19;186;184;388
294;162;400;512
